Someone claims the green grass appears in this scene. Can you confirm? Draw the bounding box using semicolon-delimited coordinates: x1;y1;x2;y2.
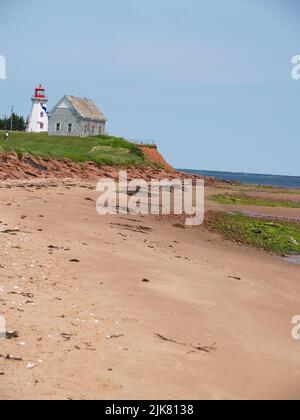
209;193;300;208
0;131;155;167
207;212;300;255
217;184;300;195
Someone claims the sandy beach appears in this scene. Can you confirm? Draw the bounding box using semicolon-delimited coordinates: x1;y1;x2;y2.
0;179;300;400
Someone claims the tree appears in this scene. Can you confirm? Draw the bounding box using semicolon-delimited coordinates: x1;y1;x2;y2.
0;113;26;131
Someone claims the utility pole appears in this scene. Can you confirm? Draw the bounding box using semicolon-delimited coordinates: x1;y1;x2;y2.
10;106;14;131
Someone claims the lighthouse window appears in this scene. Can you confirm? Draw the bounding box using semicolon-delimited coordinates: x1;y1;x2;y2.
40;112;44;118
56;123;61;132
68;124;73;133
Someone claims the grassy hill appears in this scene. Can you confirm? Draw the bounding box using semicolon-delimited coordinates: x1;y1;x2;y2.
0;131;153;167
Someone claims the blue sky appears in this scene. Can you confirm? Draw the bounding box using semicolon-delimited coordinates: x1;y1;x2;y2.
0;0;300;175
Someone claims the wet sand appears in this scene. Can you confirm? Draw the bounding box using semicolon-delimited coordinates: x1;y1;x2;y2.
206;187;300;221
0;180;300;400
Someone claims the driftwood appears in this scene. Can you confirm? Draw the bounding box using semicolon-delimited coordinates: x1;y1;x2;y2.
105;334;124;340
0;229;20;235
8;291;34;299
0;354;23;362
154;333;217;354
110;223;153;235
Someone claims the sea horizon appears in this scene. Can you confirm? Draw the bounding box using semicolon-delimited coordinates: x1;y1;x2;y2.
179;168;300;189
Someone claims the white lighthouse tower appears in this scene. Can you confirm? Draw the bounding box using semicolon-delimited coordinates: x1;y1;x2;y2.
27;84;48;133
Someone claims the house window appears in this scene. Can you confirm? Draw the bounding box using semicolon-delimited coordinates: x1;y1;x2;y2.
91;126;95;134
56;123;61;132
68;124;73;133
84;125;87;133
40;122;44;129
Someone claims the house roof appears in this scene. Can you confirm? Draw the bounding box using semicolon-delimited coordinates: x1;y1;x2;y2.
65;96;107;121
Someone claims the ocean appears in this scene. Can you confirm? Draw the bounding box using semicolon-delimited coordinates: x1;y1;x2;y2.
179;169;300;189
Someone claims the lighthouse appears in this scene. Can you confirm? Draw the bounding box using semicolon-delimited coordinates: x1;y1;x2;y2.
26;84;48;133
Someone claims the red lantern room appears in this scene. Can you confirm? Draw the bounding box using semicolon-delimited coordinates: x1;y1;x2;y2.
34;84;46;99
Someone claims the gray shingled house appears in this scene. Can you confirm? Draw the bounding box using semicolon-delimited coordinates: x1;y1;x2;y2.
48;96;107;137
